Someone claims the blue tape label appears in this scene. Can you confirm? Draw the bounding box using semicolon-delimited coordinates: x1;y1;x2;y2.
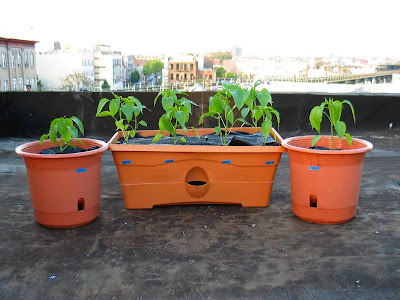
76;168;86;173
165;159;174;164
265;161;275;165
309;166;320;171
122;160;132;165
222;160;232;164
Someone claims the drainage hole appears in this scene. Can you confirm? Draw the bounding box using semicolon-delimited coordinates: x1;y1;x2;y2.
186;181;207;186
78;198;85;211
310;195;317;208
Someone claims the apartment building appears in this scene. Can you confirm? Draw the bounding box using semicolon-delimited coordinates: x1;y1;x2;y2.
93;45;123;91
168;55;216;84
0;37;37;91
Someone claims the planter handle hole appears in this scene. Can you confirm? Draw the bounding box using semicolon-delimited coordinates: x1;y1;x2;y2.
187;181;207;186
310;195;318;208
78;198;85;211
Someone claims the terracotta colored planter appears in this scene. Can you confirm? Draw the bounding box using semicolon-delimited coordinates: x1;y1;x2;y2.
282;136;373;224
108;127;286;209
15;139;108;228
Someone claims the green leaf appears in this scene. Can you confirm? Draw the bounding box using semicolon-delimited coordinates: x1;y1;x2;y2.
162;114;175;134
180;137;187;144
311;135;322;147
71;116;84;135
334;121;346;141
96;98;110;116
129;130;136;138
49;125;57;144
342;100;356;123
139;120;147;127
174;111;187;128
261;118;272;139
227;109;234;125
68;126;78;139
269;108;280;128
121;103;134;122
227;85;248;110
257;89;272;106
211;95;223;114
332;101;343;124
162;96;174;111
40;134;48;145
109;98;120;117
152;133;163;143
60;127;71;144
345;132;353;146
309;106;323;133
241;107;250;119
115;120;124;131
96;111;113;117
214;126;221;135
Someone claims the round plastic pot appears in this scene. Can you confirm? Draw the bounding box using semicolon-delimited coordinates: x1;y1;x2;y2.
282;135;373;224
15;138;108;228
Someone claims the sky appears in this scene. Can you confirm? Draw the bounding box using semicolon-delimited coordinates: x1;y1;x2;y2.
1;0;399;58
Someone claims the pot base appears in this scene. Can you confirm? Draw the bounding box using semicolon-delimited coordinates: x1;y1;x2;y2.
34;205;99;229
292;202;357;224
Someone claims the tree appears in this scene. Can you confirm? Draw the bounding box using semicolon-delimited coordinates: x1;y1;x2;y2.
130;69;140;84
142;59;164;76
225;72;237;79
60;71;94;91
216;67;226;78
101;80;110;91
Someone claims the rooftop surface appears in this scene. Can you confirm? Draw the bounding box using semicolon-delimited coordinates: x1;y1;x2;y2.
1;130;399;299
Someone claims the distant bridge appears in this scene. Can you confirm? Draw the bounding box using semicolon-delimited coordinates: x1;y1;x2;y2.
264;70;400;84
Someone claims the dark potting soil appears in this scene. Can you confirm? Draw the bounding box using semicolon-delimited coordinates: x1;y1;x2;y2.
119;131;280;146
40;145;100;155
309;146;342;151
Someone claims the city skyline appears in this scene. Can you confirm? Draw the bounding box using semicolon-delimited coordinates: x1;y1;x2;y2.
1;0;399;58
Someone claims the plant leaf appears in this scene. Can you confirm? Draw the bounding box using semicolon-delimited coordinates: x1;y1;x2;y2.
71;116;84;135
109;98;120;117
162;96;174;111
342;100;356;123
311;135;322;147
257;89;272;106
115;120;124;131
227;84;248;110
96;111;113;117
96;98;110;116
68;126;78;139
345;132;353;146
334;121;346;141
139;120;147;127
180;137;187;144
214;126;221;135
40;134;48;145
152;133;163;143
309;106;323;133
241;107;250;119
174;111;187;129
121;103;134;122
261;118;272;139
162;114;175;134
332;101;343;124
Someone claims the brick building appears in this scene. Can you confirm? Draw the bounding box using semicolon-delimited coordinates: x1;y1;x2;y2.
168;56;216;84
0;37;37;91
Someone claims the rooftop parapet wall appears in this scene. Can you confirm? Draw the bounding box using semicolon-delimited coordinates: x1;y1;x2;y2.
0;91;399;138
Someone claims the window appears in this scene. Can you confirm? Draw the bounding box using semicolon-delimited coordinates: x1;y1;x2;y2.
24;53;28;67
17;53;22;67
1;52;6;68
184;74;187;81
30;53;34;67
31;77;35;90
209;75;212;80
3;79;8;91
184;64;187;71
12;78;17;90
190;64;194;71
170;64;173;70
176;64;179;70
170;74;173;80
11;53;15;68
19;77;23;90
190;74;194;81
176;74;179;81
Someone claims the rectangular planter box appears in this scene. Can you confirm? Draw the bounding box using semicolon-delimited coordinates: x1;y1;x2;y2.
108;127;286;209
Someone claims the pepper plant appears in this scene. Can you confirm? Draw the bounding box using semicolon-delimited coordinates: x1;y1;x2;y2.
96;93;148;143
241;81;280;144
309;97;356;149
152;89;198;144
40;116;84;152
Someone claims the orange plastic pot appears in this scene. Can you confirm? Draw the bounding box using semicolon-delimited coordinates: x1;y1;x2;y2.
282;136;373;224
108;127;286;209
15;138;108;228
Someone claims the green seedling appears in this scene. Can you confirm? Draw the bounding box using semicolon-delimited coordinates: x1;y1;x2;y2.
40;116;84;152
96;92;148;143
309;97;356;149
242;82;280;144
152;89;198;145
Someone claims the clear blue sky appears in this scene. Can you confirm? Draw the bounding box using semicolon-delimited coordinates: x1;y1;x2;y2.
1;0;399;58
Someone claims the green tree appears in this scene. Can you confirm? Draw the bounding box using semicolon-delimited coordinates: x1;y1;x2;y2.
225;72;237;78
142;59;164;76
102;80;110;91
130;69;140;84
216;67;226;78
60;71;94;91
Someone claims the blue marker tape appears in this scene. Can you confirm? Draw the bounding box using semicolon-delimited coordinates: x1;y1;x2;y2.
265;161;275;165
309;166;320;171
165;159;174;163
122;160;132;165
76;168;86;173
222;160;232;164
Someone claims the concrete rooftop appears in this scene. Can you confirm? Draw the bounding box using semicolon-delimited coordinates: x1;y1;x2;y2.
1;130;399;299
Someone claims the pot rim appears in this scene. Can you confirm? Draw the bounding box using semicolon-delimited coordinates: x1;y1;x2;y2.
282;135;373;154
15;138;108;158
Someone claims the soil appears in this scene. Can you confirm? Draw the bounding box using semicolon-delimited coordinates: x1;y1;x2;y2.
118;131;280;146
40;145;100;155
309;146;342;151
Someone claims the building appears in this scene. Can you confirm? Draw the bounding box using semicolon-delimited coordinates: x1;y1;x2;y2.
36;44;94;90
168;55;216;85
93;45;123;91
0;37;37;91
